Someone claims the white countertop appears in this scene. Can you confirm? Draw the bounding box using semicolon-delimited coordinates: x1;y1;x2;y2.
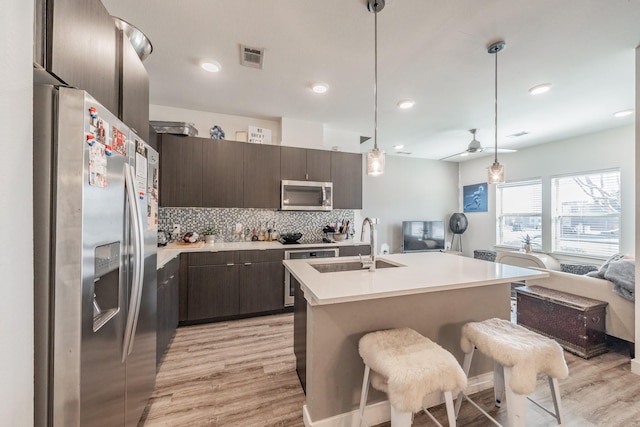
156;239;370;269
283;251;549;306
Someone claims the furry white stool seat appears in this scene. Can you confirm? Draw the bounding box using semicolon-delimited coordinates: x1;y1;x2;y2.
357;328;467;427
457;318;569;427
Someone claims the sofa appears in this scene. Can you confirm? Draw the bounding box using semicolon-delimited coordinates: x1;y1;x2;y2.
494;252;634;344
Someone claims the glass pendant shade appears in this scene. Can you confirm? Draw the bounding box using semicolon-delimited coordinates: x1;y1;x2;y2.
366;147;385;176
488;161;504;184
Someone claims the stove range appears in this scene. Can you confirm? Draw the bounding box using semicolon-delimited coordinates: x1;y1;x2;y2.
278;237;335;245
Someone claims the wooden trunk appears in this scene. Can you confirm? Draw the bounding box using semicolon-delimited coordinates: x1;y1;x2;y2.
516;285;608;359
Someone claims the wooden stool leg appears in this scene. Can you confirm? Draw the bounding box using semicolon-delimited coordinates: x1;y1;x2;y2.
503;367;527;427
455;348;475;416
444;391;457;427
358;364;371;427
390;404;413;427
548;376;565;425
493;361;505;408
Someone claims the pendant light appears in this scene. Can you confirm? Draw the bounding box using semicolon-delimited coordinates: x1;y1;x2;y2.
487;41;505;184
366;0;385;176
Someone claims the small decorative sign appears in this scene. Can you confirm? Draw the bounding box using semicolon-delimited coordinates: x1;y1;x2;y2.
463;182;488;213
248;126;271;144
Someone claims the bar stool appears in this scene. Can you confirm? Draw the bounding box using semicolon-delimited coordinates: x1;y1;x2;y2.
357;328;467;427
456;318;569;426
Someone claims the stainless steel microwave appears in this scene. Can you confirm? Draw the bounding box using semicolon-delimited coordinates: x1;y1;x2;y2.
281;180;333;211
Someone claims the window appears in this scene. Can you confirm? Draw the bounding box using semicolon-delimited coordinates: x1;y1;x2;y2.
551;169;620;257
496;180;542;249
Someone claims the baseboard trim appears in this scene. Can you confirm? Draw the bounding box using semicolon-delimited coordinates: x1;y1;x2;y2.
303;372;494;427
631;357;640;375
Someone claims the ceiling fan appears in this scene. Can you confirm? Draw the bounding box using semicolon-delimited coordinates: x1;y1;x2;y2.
440;129;517;160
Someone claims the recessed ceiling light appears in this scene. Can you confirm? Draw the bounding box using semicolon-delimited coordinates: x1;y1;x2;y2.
311;83;329;94
528;83;552;95
201;61;221;73
397;99;415;109
613;109;633;118
393;144;404;150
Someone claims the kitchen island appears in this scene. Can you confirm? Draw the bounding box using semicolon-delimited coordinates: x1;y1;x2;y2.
283;251;548;427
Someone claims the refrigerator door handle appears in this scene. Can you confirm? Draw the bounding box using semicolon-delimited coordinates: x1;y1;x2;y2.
122;163;145;362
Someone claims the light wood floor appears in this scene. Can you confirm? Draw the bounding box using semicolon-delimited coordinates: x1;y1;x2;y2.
141;313;640;427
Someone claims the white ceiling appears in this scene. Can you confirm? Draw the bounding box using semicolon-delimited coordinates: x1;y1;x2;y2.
102;0;640;161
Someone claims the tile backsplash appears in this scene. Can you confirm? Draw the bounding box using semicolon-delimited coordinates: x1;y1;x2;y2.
159;207;355;243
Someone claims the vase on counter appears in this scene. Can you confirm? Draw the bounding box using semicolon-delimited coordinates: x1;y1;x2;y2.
204;235;215;245
524;243;531;253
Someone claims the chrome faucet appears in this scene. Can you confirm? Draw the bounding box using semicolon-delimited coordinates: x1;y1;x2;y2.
360;217;376;272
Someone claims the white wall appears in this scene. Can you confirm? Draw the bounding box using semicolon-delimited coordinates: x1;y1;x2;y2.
281;117;323;148
323;127;360;153
1;1;34;425
360;155;459;254
150;104;282;144
459;125;635;261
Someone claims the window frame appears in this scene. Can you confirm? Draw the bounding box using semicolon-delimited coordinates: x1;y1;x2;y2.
550;168;621;258
495;179;543;250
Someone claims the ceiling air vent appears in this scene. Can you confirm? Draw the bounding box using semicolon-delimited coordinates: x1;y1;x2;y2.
240;45;264;69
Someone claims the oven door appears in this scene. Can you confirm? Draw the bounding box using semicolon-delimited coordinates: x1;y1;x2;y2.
284;248;338;307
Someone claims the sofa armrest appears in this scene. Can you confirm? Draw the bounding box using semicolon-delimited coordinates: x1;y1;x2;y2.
526;268;634;343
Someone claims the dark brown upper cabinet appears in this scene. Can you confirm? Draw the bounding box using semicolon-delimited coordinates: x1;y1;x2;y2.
202;139;244;208
243;144;281;208
281;147;331;182
159;135;203;207
119;30;149;141
331;151;363;209
46;0;119;113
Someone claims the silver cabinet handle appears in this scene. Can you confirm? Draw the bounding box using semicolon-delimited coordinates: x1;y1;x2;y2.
244;262;252;266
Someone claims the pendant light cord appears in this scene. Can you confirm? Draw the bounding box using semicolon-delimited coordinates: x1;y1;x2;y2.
374;4;378;151
494;47;498;164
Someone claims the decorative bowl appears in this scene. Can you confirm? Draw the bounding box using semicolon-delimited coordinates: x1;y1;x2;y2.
328;232;348;242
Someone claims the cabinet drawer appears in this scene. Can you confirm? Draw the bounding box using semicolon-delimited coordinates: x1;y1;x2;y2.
188;251;237;266
238;249;284;264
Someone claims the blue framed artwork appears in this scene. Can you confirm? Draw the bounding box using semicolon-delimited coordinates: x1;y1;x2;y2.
463;182;488;213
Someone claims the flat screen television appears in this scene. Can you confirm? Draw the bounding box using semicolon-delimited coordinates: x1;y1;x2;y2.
402;221;446;253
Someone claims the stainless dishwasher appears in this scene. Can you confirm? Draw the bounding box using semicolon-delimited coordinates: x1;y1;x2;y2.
284;248;338;307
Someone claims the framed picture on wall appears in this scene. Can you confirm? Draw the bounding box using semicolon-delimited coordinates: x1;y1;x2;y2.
463;182;488;213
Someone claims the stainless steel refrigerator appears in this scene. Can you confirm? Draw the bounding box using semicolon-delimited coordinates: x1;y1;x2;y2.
33;85;158;427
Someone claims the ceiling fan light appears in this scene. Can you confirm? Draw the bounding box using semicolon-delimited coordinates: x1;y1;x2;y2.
488;162;505;184
366;147;385;176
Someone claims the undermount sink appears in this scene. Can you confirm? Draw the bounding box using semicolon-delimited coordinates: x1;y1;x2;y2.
311;259;402;273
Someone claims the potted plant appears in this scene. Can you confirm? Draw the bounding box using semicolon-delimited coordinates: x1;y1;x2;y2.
522;234;532;253
203;226;217;245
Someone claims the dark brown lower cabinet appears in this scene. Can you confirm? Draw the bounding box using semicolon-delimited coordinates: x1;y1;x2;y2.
184;249;285;322
238;261;284;315
157;256;179;369
188;263;238;320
